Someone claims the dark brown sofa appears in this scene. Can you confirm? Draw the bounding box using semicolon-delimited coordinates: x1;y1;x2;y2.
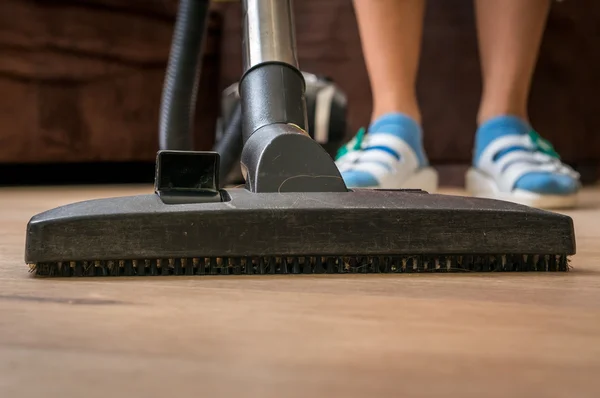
1;0;598;183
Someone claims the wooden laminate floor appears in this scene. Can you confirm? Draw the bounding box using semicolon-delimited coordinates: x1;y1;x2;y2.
1;185;600;397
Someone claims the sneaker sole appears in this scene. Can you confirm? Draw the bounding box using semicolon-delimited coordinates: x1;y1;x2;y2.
341;166;439;192
465;168;579;209
399;166;439;192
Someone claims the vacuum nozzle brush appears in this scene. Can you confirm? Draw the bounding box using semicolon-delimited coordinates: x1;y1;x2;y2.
29;253;569;277
25;161;575;278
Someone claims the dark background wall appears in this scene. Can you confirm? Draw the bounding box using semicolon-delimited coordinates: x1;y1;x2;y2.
0;0;598;182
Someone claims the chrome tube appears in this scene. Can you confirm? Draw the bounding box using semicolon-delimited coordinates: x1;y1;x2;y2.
242;0;299;71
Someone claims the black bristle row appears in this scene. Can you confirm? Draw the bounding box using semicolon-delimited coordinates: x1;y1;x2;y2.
28;254;570;277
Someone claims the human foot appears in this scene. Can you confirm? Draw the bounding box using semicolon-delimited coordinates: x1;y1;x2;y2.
466;115;580;208
335;113;438;191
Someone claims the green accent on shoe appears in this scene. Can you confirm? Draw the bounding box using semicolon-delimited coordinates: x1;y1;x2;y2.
528;129;560;159
335;127;366;160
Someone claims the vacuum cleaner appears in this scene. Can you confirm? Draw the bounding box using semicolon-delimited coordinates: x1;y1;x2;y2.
25;0;575;277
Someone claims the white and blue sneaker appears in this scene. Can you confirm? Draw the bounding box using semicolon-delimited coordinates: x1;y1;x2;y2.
466;115;581;209
335;113;438;191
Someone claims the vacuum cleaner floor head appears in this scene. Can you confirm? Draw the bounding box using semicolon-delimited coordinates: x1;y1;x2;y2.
24;1;576;277
26;180;575;277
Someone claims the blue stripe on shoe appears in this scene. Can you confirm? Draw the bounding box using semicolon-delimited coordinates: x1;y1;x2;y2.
475;115;579;195
492;146;532;162
364;145;400;160
341;170;379;187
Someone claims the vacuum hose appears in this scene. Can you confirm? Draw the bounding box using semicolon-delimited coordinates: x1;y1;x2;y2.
159;0;210;150
212;102;243;184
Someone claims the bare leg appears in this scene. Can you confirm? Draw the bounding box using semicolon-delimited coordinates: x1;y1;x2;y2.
475;0;551;123
353;0;425;123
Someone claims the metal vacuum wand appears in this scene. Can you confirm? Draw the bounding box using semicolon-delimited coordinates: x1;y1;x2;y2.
239;0;308;144
242;0;299;72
